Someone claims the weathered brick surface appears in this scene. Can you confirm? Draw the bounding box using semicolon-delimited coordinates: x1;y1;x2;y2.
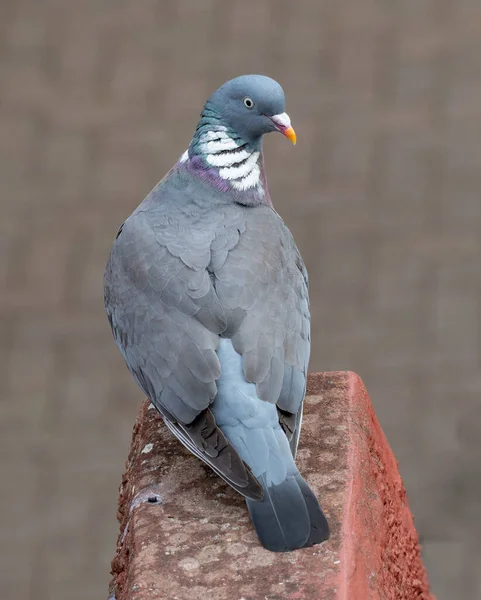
110;373;433;600
1;1;481;598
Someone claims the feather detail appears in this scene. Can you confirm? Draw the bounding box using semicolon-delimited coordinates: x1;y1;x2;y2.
231;163;261;191
207;148;252;168
203;138;239;154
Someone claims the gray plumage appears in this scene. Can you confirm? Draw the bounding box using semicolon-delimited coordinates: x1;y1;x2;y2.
104;75;329;551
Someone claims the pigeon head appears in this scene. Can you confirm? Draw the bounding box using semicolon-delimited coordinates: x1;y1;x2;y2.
203;75;296;147
185;75;295;203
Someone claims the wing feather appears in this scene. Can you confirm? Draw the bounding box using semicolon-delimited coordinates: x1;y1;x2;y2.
104;205;262;498
213;206;311;457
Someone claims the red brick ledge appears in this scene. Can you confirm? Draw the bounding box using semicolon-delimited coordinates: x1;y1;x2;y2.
109;372;434;600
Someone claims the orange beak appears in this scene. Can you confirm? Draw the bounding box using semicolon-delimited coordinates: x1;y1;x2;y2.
270;112;297;145
283;126;297;145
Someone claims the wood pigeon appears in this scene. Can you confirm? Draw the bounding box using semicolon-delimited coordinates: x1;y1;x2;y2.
104;75;329;552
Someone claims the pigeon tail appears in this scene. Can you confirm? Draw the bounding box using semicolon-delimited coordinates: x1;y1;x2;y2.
214;338;329;551
246;470;329;552
220;417;330;552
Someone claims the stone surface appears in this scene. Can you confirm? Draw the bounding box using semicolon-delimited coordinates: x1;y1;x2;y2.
109;372;433;600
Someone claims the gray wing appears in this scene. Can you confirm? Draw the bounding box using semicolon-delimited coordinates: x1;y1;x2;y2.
212;206;310;457
104;210;262;500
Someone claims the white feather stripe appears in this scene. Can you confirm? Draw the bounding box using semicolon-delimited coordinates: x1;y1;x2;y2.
201;130;230;142
203;138;239;153
207;149;252;168
231;163;261;190
218;151;260;179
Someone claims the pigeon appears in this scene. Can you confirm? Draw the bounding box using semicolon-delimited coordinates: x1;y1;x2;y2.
104;74;330;552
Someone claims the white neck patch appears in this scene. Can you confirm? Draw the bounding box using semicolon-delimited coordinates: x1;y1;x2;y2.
199;128;262;193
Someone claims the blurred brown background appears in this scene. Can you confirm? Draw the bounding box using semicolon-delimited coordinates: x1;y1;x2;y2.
1;1;480;598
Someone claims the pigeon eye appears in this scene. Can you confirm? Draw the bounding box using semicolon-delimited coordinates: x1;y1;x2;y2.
243;97;254;109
